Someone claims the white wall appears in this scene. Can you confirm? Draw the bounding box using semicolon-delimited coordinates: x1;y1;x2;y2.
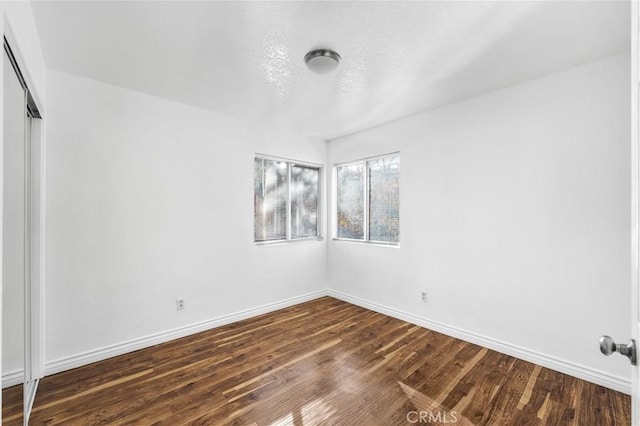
327;54;631;389
3;2;47;110
44;70;327;369
3;47;27;382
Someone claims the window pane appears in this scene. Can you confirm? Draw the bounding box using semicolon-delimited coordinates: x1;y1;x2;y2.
369;156;400;243
337;163;365;239
254;158;288;241
291;165;319;239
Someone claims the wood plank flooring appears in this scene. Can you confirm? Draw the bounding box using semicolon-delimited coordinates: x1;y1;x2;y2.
2;297;631;425
2;383;22;425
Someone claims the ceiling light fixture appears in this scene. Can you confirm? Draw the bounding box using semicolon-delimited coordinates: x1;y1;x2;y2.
304;49;341;74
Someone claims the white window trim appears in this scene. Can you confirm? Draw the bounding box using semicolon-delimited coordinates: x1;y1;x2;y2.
332;152;400;246
254;154;323;245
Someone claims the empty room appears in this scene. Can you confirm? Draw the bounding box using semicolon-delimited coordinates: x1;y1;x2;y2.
1;0;639;425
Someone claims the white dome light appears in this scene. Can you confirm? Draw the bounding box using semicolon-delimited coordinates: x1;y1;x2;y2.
304;49;341;74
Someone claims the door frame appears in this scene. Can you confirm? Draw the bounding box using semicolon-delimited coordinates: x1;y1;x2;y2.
2;23;46;424
631;1;639;424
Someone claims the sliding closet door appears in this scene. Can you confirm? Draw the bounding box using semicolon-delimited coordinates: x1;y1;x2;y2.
2;47;26;420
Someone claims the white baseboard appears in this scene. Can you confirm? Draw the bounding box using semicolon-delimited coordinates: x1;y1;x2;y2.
44;289;329;376
2;368;23;389
42;288;631;395
327;289;632;395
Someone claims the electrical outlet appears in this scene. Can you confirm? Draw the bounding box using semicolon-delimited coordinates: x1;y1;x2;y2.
177;298;185;310
421;291;427;303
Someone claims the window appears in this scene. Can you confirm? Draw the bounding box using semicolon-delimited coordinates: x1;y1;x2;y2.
335;154;399;244
254;156;320;243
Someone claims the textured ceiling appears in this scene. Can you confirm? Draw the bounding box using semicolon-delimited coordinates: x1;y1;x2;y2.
31;1;630;140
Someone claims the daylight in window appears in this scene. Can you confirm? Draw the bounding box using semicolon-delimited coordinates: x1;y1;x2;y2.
254;157;320;243
335;154;399;244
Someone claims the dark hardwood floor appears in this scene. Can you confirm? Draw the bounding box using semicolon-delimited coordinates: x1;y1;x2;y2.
2;383;22;425
2;297;631;425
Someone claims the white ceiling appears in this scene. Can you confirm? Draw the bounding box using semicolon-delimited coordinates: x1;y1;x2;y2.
31;1;630;140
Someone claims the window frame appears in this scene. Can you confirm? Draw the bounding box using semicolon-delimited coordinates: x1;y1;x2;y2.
254;153;323;245
333;152;400;246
